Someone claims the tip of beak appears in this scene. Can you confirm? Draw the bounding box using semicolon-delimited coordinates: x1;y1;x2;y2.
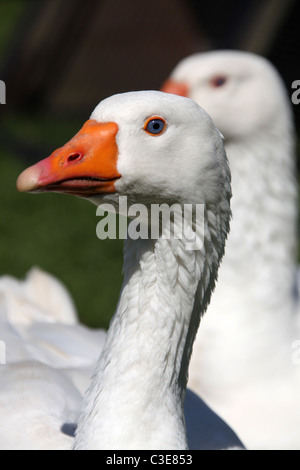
16;165;41;193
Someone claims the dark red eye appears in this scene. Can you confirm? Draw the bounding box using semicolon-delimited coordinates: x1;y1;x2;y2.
210;76;227;88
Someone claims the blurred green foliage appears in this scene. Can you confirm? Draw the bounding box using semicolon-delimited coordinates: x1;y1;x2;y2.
0;0;25;60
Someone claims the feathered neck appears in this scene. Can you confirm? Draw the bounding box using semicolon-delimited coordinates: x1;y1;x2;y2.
189;125;298;394
73;204;226;450
223;128;297;299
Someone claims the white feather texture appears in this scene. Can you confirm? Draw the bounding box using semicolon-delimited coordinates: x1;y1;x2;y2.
0;91;245;450
0;267;78;326
163;50;299;449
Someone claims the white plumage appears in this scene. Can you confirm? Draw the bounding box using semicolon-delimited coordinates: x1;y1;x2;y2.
0;267;78;326
0;268;105;369
162;50;300;449
0;91;244;450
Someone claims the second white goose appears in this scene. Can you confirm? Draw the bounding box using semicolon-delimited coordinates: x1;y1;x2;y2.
162;50;299;449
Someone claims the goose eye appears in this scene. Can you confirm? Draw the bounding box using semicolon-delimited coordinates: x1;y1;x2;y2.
210;76;227;88
144;117;166;136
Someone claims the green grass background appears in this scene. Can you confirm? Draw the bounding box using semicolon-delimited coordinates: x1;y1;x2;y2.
0;2;299;330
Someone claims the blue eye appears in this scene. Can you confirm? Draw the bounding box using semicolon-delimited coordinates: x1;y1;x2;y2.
144;117;166;135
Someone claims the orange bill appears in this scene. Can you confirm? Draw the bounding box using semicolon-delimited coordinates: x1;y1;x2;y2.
161;79;189;97
16;120;120;197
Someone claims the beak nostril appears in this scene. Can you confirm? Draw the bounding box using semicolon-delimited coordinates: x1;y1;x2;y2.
67;153;83;163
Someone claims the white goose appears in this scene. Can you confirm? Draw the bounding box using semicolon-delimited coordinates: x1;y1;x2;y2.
162;50;300;449
0;267;78;326
0;91;244;450
0;268;106;383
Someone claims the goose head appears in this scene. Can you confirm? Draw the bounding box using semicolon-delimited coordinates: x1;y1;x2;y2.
162;50;292;141
17;91;231;219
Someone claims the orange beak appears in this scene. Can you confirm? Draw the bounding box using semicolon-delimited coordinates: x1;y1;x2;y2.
160;79;189;97
16;120;120;197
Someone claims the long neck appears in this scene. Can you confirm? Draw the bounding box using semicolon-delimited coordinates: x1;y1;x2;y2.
73;217;215;450
222;130;298;317
190;128;298;393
